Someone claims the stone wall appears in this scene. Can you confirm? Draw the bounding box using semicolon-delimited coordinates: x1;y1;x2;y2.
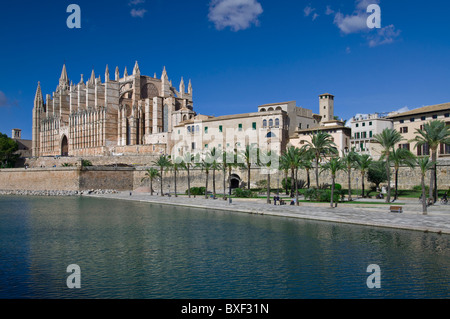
2;163;449;194
0;167;80;191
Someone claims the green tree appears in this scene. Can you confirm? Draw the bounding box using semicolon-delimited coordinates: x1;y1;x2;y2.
367;160;388;193
0;133;19;168
153;154;172;196
180;152;197;198
304;131;338;188
198;155;213;199
171;156;184;197
373;128;404;202
241;144;260;190
384;148;415;201
342;151;358;201
416;156;435;215
320;157;346;208
141;168;160;196
281;146;301;201
279;154;290;195
206;147;222;199
354;154;373;198
410;120;450;203
260;150;275;204
222;149;242;199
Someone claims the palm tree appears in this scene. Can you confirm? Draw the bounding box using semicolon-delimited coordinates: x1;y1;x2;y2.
410;120;450;203
279;154;290;195
222;149;242;199
304;131;338;188
260;150;274;204
354;154;373;198
282;146;302;204
416;156;435;215
141;168;160;196
198;155;213;199
153;154;172;196
180;152;196;198
241;144;260;190
299;150;314;189
342;151;358;201
373;128;404;203
207;147;222;199
171;156;184;197
383;148;415;201
320;157;346;208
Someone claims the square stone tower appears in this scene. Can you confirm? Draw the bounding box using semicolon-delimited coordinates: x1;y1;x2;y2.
319;93;334;123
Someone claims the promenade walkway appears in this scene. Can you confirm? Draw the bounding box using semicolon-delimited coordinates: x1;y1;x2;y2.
86;192;450;235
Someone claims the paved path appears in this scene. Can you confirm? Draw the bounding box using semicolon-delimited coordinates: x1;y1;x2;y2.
86;192;450;235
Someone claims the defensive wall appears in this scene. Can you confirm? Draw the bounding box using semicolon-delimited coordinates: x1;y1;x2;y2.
1;161;450;194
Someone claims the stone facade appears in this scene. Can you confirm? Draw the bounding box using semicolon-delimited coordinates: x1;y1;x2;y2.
387;102;450;158
350;113;393;160
32;63;195;158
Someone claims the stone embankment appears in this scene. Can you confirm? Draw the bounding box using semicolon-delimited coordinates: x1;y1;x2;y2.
0;189;119;196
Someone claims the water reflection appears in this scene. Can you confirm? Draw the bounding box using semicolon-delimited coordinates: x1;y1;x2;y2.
0;196;448;299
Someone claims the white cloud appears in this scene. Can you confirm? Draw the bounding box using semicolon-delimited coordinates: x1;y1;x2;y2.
304;6;315;17
346;46;351;54
334;11;368;34
325;5;334;16
332;0;400;47
128;0;145;5
0;91;7;107
304;5;319;21
208;0;263;31
368;24;401;47
130;8;147;18
0;91;18;108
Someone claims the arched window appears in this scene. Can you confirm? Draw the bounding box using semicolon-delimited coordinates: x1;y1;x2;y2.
196;125;199;133
187;126;191;133
263;119;267;128
260;108;266;112
268;107;274;112
269;119;273;127
266;132;276;138
275;106;282;111
275;118;280;127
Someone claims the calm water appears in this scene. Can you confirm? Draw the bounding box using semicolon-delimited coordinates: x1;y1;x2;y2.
0;195;449;299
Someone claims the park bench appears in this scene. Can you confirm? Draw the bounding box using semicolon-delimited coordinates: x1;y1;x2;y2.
390;206;403;213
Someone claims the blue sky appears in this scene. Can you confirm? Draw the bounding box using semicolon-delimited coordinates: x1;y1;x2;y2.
1;0;449;139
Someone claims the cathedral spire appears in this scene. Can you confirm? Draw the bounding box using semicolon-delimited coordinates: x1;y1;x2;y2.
88;69;96;86
124;67;128;77
162;66;168;80
188;79;192;95
59;64;69;89
105;65;110;82
34;81;43;106
115;66;120;81
133;61;140;75
179;77;185;94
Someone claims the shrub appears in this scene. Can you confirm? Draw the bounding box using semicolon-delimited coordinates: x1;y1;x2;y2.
81;159;92;167
233;188;257;198
186;187;206;196
412;185;429;193
282;177;307;191
304;188;339;203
